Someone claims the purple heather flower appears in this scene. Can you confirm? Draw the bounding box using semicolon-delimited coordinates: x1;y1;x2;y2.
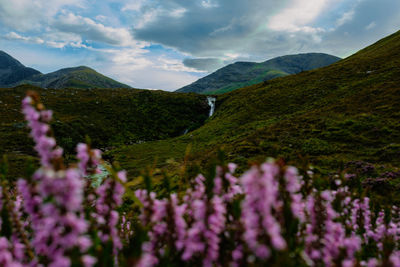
81;255;96;267
0;237;23;267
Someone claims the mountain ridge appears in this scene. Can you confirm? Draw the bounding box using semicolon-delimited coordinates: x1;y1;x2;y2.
0;51;42;86
0;51;130;89
176;53;341;94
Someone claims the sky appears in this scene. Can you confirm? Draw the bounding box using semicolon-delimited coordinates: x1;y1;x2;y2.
0;0;399;91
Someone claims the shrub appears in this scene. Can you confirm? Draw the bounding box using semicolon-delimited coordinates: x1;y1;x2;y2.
301;138;335;155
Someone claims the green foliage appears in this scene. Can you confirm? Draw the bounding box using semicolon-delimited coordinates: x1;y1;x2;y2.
0;86;209;179
377;144;400;162
14;66;130;89
301;138;335;155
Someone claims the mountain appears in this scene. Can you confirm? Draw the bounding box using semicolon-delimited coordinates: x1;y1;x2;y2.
0;51;41;86
111;30;400;182
176;53;341;94
18;66;131;89
0;51;130;89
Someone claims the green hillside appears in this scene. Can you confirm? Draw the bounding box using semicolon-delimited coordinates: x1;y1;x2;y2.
176;53;341;94
0;86;209;179
0;51;131;89
17;66;131;89
111;30;400;182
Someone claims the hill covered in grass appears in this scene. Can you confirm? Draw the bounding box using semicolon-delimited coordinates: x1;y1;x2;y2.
0;51;130;89
112;30;400;183
176;53;340;94
17;66;131;89
0;85;210;179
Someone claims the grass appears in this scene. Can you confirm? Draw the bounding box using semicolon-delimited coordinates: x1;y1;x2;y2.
15;66;131;89
179;53;340;94
205;69;288;95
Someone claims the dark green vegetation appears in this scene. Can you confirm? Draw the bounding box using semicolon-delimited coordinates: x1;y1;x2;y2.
112;30;400;186
176;53;340;94
16;66;131;89
0;50;130;89
0;86;209;179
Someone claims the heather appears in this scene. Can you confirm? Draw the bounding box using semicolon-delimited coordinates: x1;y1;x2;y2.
1;93;400;266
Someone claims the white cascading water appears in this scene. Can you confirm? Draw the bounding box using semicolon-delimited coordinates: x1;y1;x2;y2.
207;96;216;117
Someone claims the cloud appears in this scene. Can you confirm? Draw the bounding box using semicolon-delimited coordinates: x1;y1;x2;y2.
201;0;219;9
121;0;148;12
268;0;335;33
106;65;200;90
3;32;45;44
130;0;343;63
183;58;224;72
94;48;201;90
131;0;284;57
52;12;138;47
365;21;376;30
135;8;162;29
170;8;187;18
0;0;84;31
156;56;204;73
95;47;151;68
336;9;355;27
321;0;400;57
131;0;400;65
2;31;89;49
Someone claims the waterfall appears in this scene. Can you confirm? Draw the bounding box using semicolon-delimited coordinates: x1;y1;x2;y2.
207;96;216;117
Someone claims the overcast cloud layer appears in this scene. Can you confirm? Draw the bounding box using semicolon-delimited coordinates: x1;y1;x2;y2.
0;0;399;90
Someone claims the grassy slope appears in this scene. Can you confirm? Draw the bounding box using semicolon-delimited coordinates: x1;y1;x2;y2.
177;53;340;94
16;66;131;89
0;86;209;179
207;69;288;94
111;30;400;181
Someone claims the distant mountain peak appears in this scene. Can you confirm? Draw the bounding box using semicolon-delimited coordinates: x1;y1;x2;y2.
176;53;341;94
0;51;41;86
59;66;94;71
0;50;25;68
